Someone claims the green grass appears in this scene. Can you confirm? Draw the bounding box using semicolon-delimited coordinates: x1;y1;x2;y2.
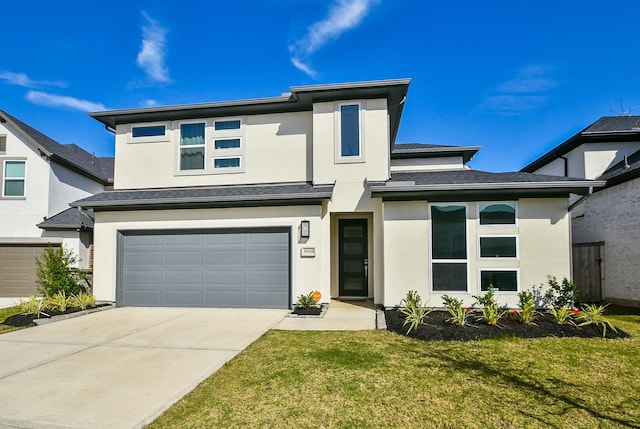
148;308;640;429
0;304;24;334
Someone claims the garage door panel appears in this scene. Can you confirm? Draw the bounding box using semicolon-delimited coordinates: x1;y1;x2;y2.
119;229;290;308
204;250;246;266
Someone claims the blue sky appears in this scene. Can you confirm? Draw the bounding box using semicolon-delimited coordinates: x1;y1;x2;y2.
1;0;639;172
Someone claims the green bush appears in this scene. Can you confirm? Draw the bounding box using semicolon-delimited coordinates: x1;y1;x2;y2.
69;292;96;310
544;275;579;308
296;292;317;309
400;290;431;334
442;295;473;326
19;295;50;319
36;246;88;297
472;289;507;325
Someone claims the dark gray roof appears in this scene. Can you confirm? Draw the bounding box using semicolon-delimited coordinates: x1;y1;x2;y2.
71;182;334;210
597;148;640;187
0;109;114;184
37;208;94;230
522;116;640;173
392;143;480;163
89;79;410;146
370;169;603;201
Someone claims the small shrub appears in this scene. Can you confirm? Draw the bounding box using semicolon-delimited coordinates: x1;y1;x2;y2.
400;290;431;334
47;291;71;312
19;295;50;319
69;292;96;310
544;276;579;308
575;303;617;338
296;292;317;309
36;246;88;297
472;290;507;325
517;290;538;325
442;295;473;326
549;306;577;324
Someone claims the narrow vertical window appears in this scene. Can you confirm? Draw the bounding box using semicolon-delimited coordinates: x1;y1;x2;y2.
431;205;467;291
4;160;25;197
0;135;6;153
340;104;360;157
180;123;205;170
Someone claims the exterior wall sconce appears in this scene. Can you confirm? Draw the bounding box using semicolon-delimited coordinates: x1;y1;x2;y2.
300;220;310;238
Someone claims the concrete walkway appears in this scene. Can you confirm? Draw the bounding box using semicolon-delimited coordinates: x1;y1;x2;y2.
274;299;377;330
0;307;287;429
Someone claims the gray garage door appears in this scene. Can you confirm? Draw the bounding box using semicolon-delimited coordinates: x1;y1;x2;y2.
118;229;290;308
0;243;61;297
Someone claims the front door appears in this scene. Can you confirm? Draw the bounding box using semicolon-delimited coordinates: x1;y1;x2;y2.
338;219;369;297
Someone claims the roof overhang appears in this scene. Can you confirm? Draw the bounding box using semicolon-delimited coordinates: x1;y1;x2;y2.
89;79;411;145
370;180;605;201
391;145;480;164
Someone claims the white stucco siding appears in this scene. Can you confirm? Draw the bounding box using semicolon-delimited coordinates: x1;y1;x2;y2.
92;206;326;304
534;158;565;177
41;229;91;268
312;99;390;185
48;162;105;217
113;112;312;190
381;198;572;308
572;178;640;304
0;123;51;237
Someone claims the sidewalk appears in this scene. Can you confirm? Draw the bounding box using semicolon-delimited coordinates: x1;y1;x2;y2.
274;299;378;330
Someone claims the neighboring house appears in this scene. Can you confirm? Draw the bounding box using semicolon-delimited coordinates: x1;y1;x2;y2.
0;110;114;306
522;116;640;307
73;79;598;309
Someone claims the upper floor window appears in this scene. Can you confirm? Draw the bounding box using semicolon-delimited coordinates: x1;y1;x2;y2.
180;123;205;170
3;160;25;197
214;120;241;131
340;104;360;158
479;202;516;225
0;135;6;154
132;125;166;138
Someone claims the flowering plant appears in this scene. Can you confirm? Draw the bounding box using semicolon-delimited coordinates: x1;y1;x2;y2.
442;295;474;327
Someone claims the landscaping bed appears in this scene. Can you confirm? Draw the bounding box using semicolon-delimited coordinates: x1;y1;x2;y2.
384;309;630;341
3;303;111;328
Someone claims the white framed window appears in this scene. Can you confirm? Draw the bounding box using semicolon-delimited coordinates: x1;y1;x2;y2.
430;203;468;292
129;122;169;143
335;102;364;163
211;117;244;173
179;122;206;171
478;235;518;259
3;160;26;197
213;156;241;169
479;269;519;292
0;135;6;154
478;202;517;226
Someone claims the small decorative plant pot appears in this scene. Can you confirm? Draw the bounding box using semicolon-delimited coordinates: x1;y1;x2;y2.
292;305;322;316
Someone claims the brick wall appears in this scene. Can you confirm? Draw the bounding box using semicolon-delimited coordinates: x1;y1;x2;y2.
572;177;640;305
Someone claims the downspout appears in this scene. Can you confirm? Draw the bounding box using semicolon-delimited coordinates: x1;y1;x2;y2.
568;186;593;212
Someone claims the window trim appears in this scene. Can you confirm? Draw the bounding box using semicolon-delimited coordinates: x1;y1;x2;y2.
128;122;170;143
213;156;242;170
335;101;365;163
211;117;244;174
477;201;518;227
2;159;26;198
478;268;520;293
429;202;470;293
213;118;242;132
178;120;207;172
477;235;519;260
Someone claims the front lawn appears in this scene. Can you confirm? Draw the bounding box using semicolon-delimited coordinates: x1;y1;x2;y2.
148;308;640;428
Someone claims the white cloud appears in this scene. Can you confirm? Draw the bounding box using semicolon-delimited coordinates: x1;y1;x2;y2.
289;0;379;77
484;64;558;113
26;91;106;112
141;99;158;107
137;12;171;83
0;71;67;88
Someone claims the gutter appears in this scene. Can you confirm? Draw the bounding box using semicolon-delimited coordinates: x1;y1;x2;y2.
568;186;594;212
370;180;605;193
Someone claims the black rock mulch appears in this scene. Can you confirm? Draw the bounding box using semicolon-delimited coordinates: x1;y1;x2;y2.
384;309;630;342
3;304;109;328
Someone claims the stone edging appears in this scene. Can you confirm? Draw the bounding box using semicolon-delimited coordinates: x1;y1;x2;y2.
33;303;115;326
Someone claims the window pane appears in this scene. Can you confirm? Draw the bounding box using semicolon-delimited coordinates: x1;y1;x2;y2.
132;125;165;137
4;179;24;196
214;157;240;168
180;123;205;146
180;148;205;170
481;271;518;292
5;161;25;178
214;120;241;130
433;263;467;291
480;203;516;225
340;105;360;157
432;205;466;259
480;237;517;258
214;138;241;149
0;135;6;152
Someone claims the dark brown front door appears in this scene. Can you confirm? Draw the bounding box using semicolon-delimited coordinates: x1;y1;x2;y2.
338;219;368;297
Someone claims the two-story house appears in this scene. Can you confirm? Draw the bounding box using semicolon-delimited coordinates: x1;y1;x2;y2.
0;110;114;306
522;116;640;306
74;79;599;309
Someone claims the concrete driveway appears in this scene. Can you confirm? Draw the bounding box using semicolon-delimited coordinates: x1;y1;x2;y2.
0;307;287;429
